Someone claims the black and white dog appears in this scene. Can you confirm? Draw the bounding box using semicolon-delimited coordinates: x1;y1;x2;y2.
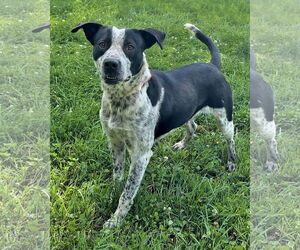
72;22;236;228
250;49;279;171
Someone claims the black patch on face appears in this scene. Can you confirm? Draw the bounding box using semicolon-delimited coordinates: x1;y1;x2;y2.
92;27;112;61
72;23;165;78
123;29;147;76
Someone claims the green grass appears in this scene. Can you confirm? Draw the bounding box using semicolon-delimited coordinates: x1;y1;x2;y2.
50;0;249;248
250;0;300;248
0;0;49;248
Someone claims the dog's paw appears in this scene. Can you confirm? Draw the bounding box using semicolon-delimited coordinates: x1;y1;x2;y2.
173;141;185;150
103;217;118;229
226;161;236;172
264;161;279;172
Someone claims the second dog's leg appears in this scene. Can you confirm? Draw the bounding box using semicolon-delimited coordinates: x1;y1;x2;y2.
173;120;197;150
213;108;237;171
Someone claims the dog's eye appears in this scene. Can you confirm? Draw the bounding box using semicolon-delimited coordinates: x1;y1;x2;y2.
126;44;135;51
98;41;106;49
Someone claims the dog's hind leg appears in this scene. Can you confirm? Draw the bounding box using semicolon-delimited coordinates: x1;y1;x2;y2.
213;108;237;171
173;119;197;150
264;126;279;171
251;108;279;171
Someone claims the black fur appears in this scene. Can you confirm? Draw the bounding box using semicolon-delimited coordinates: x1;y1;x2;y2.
250;50;275;121
148;64;233;138
71;22;104;45
72;23;165;78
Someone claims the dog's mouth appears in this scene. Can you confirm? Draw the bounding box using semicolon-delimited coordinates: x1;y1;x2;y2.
103;75;131;84
104;75;119;84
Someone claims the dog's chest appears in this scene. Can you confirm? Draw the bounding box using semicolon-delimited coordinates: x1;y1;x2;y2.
100;90;158;131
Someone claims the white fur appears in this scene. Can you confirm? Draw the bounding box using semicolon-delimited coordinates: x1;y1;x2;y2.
212;108;234;140
101;86;164;228
192;106;234;140
172;107;236;170
251;108;276;140
251;107;279;170
98;43;165;227
184;23;199;35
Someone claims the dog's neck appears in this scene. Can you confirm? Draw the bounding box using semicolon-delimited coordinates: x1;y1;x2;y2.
101;57;151;100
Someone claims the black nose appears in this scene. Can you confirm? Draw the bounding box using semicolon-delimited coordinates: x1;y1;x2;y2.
103;59;120;71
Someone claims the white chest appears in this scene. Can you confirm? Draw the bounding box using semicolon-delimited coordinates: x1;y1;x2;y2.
100;89;158;131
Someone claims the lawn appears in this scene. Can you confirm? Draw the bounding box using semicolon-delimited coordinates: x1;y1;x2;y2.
50;0;250;248
250;0;300;248
0;0;49;248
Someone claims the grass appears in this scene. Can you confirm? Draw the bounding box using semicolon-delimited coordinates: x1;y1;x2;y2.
50;0;250;248
250;0;300;248
0;0;49;249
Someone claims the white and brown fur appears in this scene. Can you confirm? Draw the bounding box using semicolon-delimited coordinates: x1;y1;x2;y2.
72;22;236;228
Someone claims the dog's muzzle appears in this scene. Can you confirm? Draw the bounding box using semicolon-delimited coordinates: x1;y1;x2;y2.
103;58;121;84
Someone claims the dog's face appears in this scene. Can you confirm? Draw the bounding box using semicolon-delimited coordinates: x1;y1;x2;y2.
72;22;165;85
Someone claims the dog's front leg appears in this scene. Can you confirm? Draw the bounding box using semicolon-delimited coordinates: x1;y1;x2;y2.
101;119;126;181
103;150;152;228
110;139;126;181
103;133;154;229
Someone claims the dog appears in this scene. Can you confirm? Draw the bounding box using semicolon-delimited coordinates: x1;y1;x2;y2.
250;48;279;171
71;22;237;228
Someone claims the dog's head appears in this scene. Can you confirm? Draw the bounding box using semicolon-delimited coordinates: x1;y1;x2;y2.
71;22;165;85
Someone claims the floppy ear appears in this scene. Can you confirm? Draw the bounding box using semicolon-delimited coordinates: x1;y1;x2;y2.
139;28;166;49
71;22;104;45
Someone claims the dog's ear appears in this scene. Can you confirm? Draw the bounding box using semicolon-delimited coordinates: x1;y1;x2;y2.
71;22;104;45
139;28;166;50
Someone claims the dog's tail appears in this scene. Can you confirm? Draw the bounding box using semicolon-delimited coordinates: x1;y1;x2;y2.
184;23;221;70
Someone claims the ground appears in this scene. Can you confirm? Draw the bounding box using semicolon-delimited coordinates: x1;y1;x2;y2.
0;0;49;248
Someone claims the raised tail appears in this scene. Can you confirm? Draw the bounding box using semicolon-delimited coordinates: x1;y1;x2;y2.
184;23;221;70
